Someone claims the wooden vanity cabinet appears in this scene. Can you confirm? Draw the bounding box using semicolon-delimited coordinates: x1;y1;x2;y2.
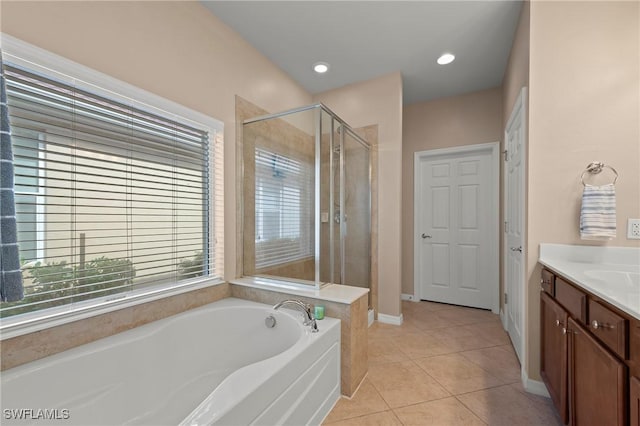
541;291;569;424
569;317;627;426
540;268;633;426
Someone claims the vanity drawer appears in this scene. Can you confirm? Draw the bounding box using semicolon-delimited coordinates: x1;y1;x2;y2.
541;269;555;296
589;300;628;359
555;277;587;324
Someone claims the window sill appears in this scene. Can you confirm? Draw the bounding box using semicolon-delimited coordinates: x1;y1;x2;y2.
0;278;225;341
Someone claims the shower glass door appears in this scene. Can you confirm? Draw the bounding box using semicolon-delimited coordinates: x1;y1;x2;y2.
341;127;371;306
242;103;371;298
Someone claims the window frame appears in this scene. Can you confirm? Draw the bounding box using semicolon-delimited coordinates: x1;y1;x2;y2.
0;34;225;340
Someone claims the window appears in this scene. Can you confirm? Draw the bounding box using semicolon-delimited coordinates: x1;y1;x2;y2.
254;148;313;269
0;40;224;322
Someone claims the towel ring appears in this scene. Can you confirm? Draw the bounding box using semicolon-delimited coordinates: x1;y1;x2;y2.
581;161;618;186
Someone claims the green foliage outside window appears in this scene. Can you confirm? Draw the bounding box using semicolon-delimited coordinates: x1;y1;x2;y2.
0;257;135;318
178;251;204;279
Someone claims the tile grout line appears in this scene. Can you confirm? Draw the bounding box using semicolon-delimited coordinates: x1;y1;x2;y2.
452;393;490;425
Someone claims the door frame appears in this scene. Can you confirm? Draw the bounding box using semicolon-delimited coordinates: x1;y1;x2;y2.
413;142;500;314
503;87;527;362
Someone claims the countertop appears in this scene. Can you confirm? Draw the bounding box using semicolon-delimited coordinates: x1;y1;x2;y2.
539;244;640;320
229;276;369;305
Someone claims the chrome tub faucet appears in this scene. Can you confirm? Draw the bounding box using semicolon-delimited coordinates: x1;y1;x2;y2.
273;299;319;333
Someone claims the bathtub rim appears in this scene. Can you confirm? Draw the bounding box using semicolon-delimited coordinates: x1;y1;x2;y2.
1;297;318;377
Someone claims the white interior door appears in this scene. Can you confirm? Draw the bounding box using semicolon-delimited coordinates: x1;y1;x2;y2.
504;88;527;363
415;143;499;312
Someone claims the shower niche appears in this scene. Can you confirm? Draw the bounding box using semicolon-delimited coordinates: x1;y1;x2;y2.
242;103;372;300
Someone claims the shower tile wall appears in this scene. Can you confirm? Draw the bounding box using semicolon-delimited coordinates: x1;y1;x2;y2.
319;128;338;283
320;126;377;291
362;125;379;314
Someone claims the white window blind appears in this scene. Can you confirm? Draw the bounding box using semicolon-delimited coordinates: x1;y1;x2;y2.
0;61;224;319
255;148;313;269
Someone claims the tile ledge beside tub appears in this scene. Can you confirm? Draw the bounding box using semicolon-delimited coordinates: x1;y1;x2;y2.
229;276;369;305
539;243;640;320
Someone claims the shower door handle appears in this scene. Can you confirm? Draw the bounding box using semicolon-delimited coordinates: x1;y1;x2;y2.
421;233;432;239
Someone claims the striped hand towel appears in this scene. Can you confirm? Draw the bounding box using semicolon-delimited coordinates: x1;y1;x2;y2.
580;183;616;240
1;51;25;301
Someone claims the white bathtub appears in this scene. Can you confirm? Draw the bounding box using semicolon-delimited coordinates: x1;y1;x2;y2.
1;298;341;425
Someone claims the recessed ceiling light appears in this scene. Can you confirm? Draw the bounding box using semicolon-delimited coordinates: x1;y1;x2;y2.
313;62;329;73
437;53;455;65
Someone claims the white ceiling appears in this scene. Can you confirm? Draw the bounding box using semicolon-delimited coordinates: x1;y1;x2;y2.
202;1;523;105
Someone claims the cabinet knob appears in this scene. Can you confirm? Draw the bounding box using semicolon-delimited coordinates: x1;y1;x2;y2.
555;319;561;327
591;320;613;330
562;327;567;335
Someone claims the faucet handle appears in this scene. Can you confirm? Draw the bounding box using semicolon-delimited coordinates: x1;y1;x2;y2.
309;318;319;333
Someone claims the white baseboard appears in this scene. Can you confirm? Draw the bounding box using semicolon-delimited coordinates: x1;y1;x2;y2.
521;368;550;398
401;293;416;301
377;312;403;326
368;309;374;328
500;308;508;330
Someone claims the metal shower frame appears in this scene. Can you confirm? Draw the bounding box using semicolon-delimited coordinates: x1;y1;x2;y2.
242;103;371;290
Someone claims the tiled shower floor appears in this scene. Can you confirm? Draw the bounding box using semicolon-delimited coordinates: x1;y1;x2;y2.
323;300;562;425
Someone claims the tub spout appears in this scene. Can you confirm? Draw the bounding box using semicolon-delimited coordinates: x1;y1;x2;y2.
273;300;319;333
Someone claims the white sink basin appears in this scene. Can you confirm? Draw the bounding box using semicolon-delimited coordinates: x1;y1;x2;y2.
583;270;640;293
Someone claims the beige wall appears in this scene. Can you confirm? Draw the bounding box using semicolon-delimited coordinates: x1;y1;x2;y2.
526;0;640;380
503;1;530;130
401;88;503;296
314;73;403;317
1;1;313;282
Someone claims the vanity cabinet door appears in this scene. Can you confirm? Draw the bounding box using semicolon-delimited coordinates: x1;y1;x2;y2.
541;291;569;424
569;318;627;426
631;376;640;426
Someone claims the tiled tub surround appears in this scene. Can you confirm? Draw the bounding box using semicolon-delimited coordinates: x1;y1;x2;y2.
539;244;640;319
1;282;231;371
2;277;367;402
2;298;341;425
230;277;369;397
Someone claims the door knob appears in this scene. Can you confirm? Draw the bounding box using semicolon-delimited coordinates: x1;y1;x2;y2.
421;233;432;239
510;246;522;253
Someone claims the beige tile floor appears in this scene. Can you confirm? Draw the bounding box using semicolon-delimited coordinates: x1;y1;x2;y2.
323;300;562;426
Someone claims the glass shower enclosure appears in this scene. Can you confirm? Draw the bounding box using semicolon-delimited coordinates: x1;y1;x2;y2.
242;104;371;301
